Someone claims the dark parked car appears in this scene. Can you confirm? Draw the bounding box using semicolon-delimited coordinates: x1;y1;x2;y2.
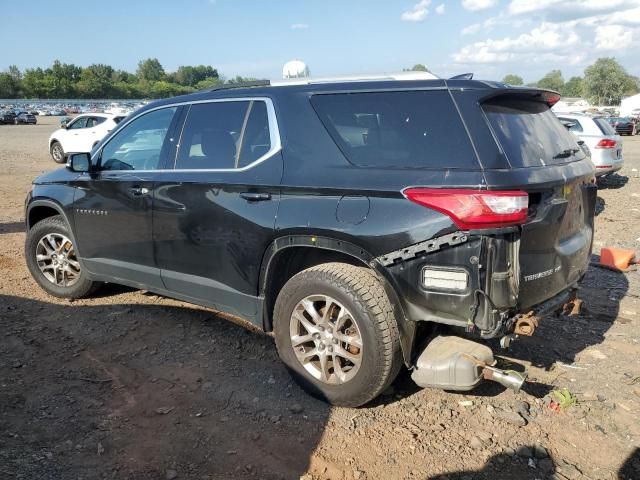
15;112;37;125
607;116;635;135
23;77;596;406
0;111;16;125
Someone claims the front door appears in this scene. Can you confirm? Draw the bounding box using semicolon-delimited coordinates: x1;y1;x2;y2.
72;106;181;288
153;98;282;325
64;116;88;152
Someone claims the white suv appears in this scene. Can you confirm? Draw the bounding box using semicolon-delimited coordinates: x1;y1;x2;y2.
49;113;125;163
556;113;624;176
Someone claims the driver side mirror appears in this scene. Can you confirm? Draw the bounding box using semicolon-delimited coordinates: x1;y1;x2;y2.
67;153;91;173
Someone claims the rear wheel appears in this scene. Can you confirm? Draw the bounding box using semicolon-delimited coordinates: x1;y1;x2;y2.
273;262;402;407
50;141;65;163
25;215;98;298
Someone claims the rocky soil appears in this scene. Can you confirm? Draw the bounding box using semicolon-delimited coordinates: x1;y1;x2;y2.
1;117;639;479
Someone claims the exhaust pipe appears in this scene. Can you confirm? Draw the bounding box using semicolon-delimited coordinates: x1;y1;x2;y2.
482;366;526;391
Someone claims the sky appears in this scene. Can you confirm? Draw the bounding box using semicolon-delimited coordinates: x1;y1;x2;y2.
2;0;640;83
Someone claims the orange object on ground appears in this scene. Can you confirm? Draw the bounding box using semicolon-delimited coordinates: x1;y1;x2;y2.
599;247;637;272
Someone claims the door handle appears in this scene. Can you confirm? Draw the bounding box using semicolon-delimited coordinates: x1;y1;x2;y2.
129;186;149;196
240;192;271;202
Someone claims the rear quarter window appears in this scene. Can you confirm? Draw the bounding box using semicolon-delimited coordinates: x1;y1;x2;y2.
483;98;584;167
593;118;616;135
310;90;479;169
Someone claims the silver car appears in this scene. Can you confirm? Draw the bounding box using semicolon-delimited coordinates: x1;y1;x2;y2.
556;113;624;176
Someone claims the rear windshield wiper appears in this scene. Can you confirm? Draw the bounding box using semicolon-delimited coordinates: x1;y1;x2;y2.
553;148;580;159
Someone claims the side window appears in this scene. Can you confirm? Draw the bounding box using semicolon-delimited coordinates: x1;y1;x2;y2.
175;100;272;170
99;107;177;171
311;91;478;169
68;117;87;129
87;117;106;127
175;101;247;170
238;101;271;168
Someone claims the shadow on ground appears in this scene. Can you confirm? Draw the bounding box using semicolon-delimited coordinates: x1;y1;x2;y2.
597;173;629;190
430;447;640;479
0;221;25;235
0;293;331;479
500;259;627;372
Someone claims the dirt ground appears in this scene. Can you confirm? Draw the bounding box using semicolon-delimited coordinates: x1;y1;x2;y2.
1;116;639;480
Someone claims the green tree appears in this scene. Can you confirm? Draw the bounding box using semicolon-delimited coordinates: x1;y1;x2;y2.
22;68;56;98
502;74;523;86
561;76;584;97
174;65;219;87
583;58;634;105
137;58;165;82
50;60;82;98
403;64;430;73
77;64;115;98
0;65;22;98
536;70;564;92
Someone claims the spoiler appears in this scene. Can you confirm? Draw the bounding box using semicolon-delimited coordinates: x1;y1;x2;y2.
479;87;561;107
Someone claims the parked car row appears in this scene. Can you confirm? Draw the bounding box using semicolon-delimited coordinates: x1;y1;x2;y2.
0;110;37;125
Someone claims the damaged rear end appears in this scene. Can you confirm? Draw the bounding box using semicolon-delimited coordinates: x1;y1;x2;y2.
380;84;596;391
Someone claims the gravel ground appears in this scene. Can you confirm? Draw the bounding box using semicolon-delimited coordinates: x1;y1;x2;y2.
1;116;639;480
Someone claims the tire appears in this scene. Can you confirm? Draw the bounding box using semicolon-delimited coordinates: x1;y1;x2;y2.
25;215;98;299
50;141;65;164
273;262;402;407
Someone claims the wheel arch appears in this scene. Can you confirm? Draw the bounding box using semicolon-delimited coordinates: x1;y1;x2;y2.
259;235;416;365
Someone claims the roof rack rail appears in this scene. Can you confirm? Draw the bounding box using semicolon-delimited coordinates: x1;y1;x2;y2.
207;80;271;92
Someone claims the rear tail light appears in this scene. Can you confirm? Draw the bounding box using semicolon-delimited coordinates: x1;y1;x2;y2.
595;139;617;149
404;188;528;230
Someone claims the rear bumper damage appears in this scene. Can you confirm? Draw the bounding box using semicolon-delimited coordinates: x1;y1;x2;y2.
411;335;526;392
378;230;585;392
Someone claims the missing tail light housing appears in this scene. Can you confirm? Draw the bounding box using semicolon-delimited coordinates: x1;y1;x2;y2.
595;139;617;149
404;188;529;230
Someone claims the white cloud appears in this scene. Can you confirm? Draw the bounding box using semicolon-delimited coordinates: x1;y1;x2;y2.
454;0;640;71
507;0;634;17
595;25;633;50
462;0;499;12
435;3;445;14
461;23;482;35
401;0;431;22
290;23;309;30
453;22;580;64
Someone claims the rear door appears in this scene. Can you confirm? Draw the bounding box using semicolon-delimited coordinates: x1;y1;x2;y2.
153;98;282;325
479;94;596;309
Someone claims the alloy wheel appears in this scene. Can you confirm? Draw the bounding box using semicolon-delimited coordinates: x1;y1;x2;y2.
35;233;81;287
289;294;363;385
52;144;64;162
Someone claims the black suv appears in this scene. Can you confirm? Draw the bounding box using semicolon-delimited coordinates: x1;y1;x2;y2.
25;77;596;406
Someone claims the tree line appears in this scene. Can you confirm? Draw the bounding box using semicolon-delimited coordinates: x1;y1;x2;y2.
501;57;638;106
0;58;260;99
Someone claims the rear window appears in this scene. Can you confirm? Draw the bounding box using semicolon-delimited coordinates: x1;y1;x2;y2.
310;91;478;169
483;98;584;167
594;117;616;135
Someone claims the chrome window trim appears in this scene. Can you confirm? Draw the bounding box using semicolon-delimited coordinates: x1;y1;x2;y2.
92;97;282;173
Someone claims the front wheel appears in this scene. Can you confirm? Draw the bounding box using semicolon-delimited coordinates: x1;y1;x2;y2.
273;263;402;407
25;215;98;298
50;141;65;164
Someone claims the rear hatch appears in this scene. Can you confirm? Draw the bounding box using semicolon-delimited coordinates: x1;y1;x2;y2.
474;90;596;309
